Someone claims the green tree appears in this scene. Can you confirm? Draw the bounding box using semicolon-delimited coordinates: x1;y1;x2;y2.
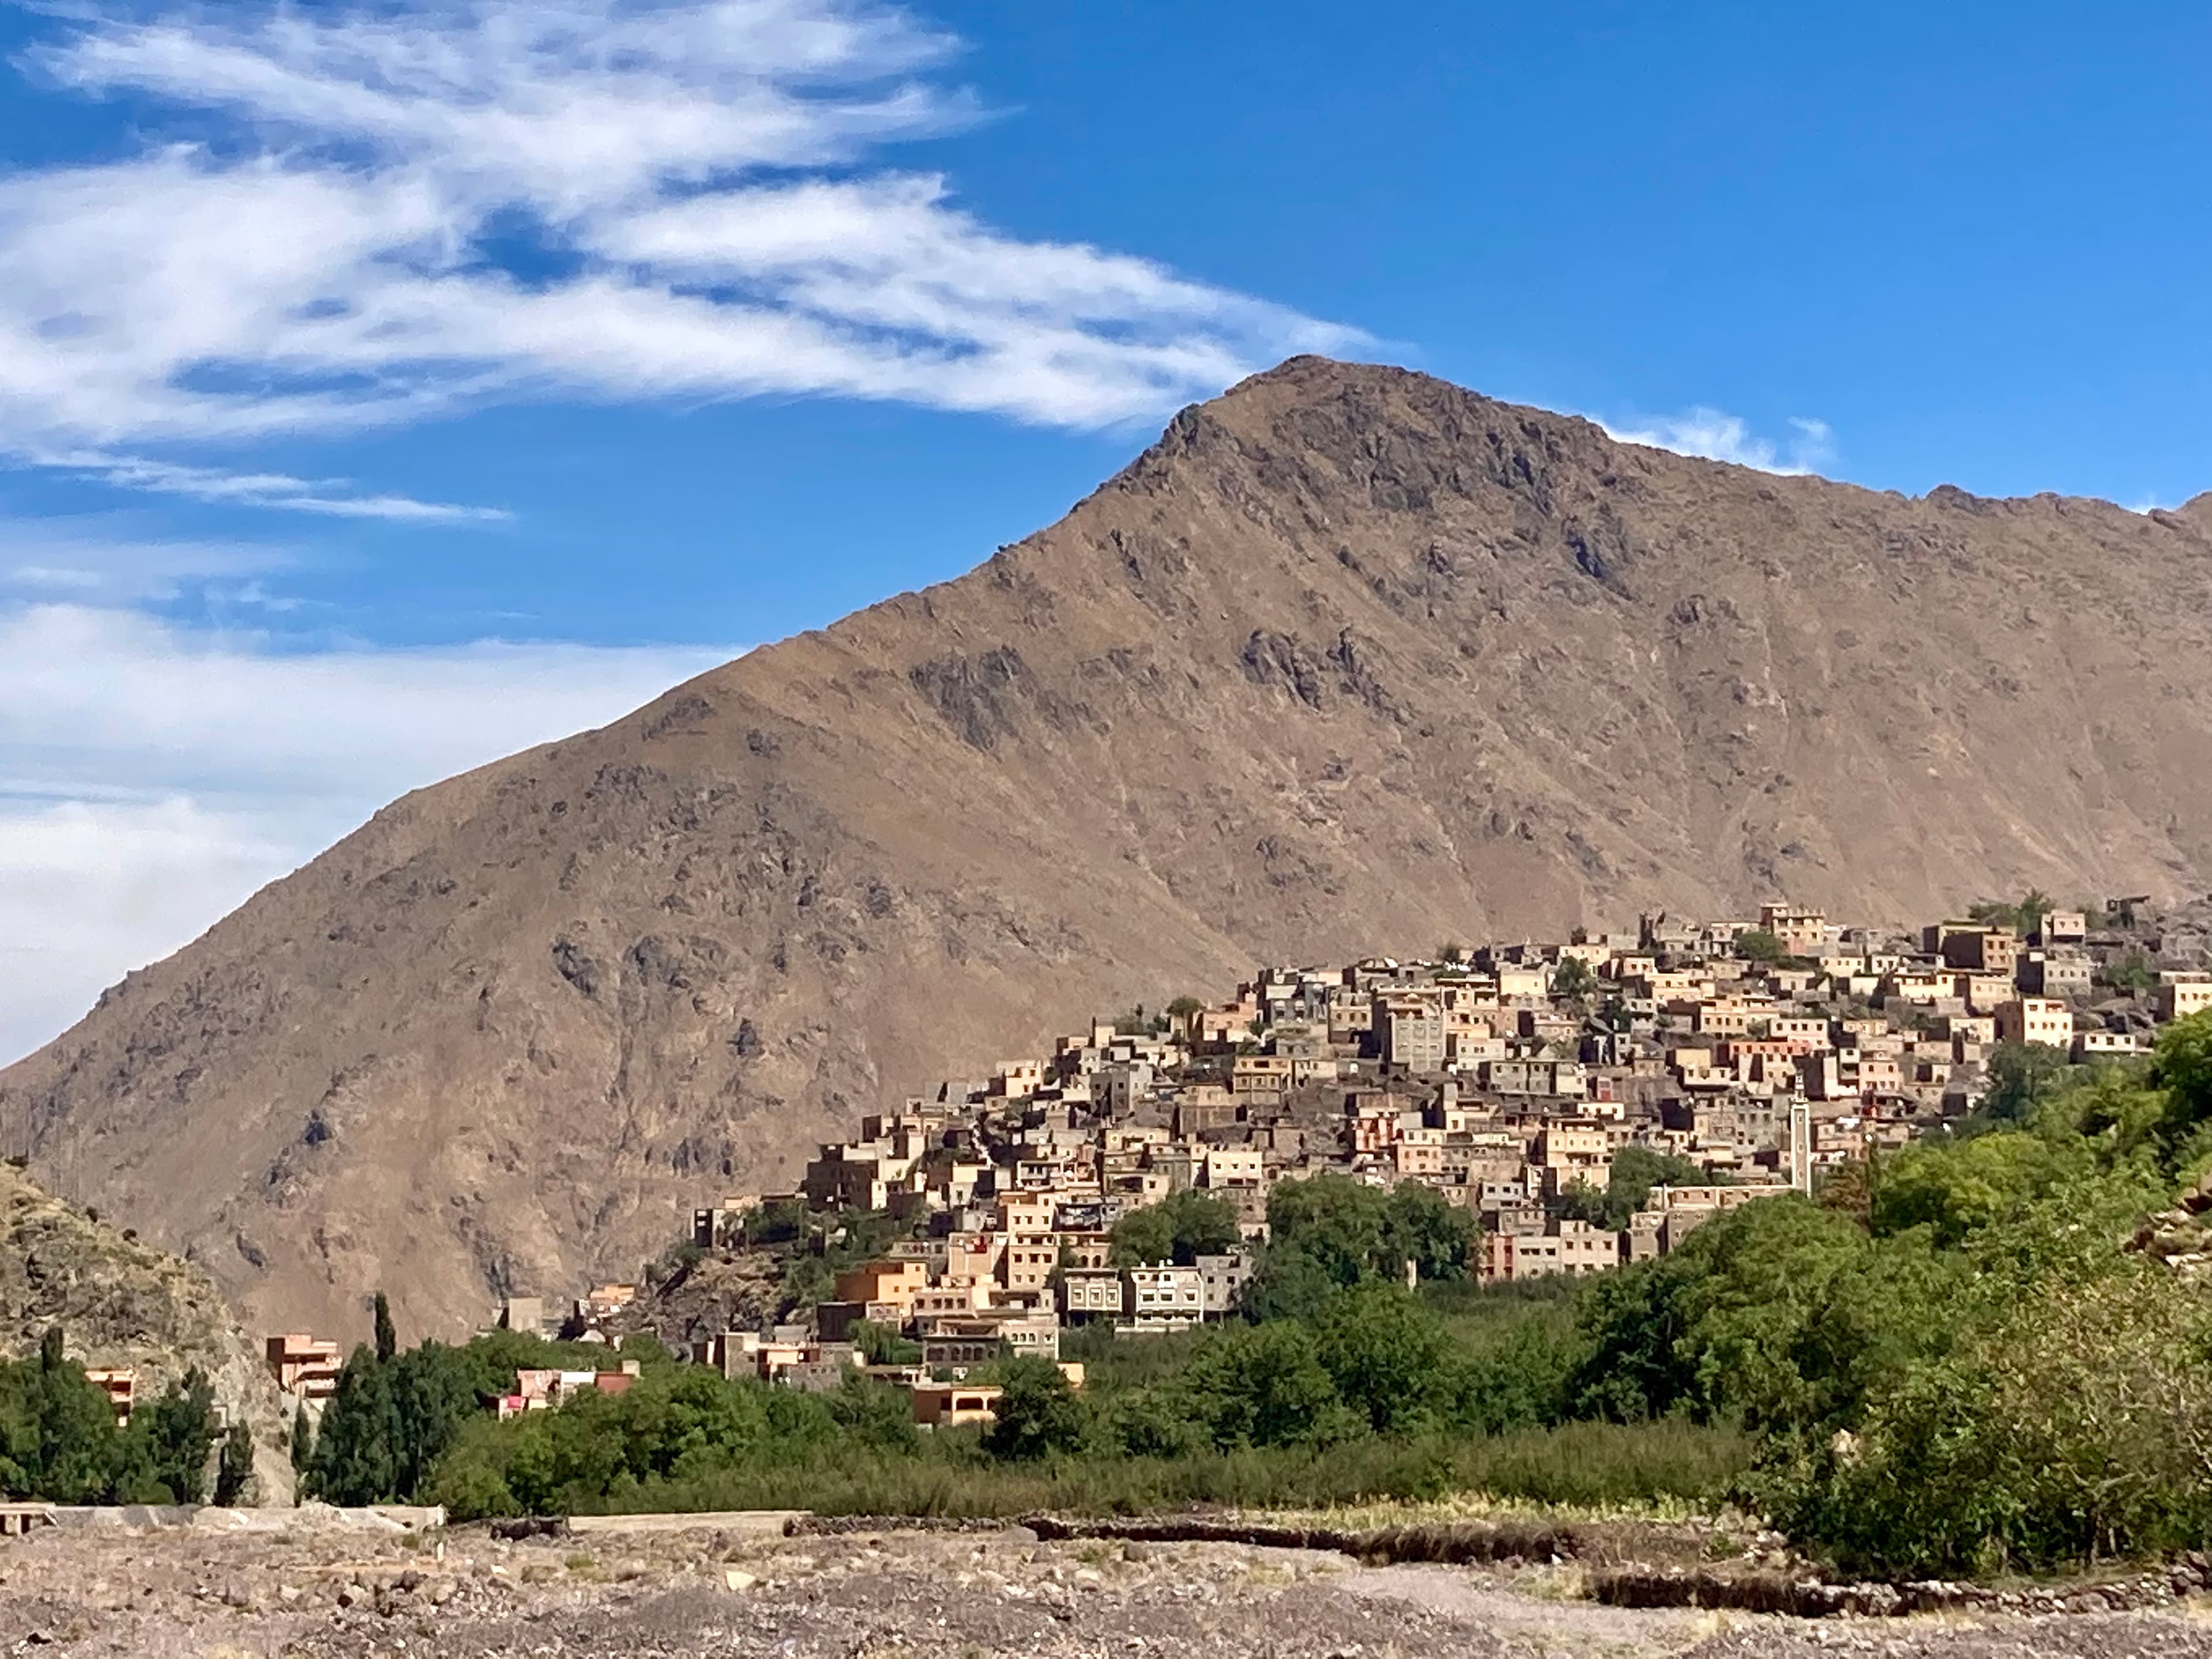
1108;1385;1208;1459
105;1414;164;1503
1166;995;1205;1042
1450;1296;1582;1434
1872;1131;2101;1249
1265;1173;1387;1287
1180;1321;1351;1449
1110;1188;1241;1267
1241;1246;1339;1323
1981;1041;2073;1124
850;1320;922;1365
1311;1283;1455;1434
1735;929;1786;963
1554;1179;1611;1227
1765;1252;2212;1577
1814;1158;1873;1224
1571;1197;1959;1434
290;1401;315;1484
2148;1009;2212;1171
982;1357;1088;1460
1551;956;1596;1000
423;1429;518;1521
0;1365;35;1495
741;1196;810;1247
29;1328;118;1503
1380;1182;1478;1283
824;1370;918;1453
389;1341;481;1499
1608;1146;1728;1223
139;1369;218;1503
309;1345;399;1505
2105;950;2157;995
617;1331;673;1368
215;1421;255;1506
1967;898;2024;933
373;1292;397;1365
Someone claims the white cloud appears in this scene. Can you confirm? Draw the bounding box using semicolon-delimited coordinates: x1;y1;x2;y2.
0;0;1358;495
1603;408;1836;477
0;601;732;1063
33;450;511;521
0;525;291;603
0;795;291;1072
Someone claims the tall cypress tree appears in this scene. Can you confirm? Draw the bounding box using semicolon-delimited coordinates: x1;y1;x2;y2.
308;1346;397;1505
31;1327;116;1503
290;1401;315;1484
143;1370;218;1503
214;1421;255;1506
373;1293;397;1366
388;1342;479;1500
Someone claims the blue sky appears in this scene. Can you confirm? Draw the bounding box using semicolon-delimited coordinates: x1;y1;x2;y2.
1;0;2207;1059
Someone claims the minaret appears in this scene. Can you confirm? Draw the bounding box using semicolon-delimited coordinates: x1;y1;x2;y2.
1789;1097;1813;1195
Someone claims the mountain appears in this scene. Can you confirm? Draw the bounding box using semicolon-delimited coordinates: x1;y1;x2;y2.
0;1160;293;1501
7;357;2212;1337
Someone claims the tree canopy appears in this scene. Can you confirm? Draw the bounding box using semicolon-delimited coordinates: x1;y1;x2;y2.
1109;1188;1240;1267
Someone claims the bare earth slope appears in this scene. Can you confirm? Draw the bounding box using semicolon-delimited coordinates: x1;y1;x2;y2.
7;357;2212;1336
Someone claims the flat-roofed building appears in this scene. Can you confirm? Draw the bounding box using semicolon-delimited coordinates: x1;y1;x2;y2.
1196;1251;1253;1317
82;1368;134;1427
266;1333;342;1400
910;1382;1001;1429
1059;1267;1126;1321
1123;1263;1203;1326
2160;977;2212;1021
1998;997;2074;1049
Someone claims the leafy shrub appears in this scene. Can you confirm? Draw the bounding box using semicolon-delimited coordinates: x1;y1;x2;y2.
982;1357;1089;1460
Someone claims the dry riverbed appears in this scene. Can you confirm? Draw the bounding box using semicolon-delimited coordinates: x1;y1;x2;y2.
4;1516;2212;1659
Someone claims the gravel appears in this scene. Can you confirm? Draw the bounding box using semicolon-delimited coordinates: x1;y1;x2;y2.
4;1519;2212;1659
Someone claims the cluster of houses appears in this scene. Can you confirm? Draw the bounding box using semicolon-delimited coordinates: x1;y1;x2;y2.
713;903;2207;1304
263;900;2212;1427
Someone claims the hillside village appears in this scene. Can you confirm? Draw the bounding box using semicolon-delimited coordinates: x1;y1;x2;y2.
263;897;2212;1427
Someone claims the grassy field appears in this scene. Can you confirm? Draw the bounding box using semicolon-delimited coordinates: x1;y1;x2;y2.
567;1418;1752;1520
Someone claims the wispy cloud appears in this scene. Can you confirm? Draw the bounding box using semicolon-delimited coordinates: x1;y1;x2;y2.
0;600;734;1063
0;522;290;602
0;0;1358;494
32;449;511;520
1603;408;1836;476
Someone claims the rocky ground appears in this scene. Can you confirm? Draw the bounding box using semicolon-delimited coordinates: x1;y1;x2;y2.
5;1515;2212;1659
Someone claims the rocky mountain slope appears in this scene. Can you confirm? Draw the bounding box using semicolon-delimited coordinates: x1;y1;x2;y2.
0;1161;293;1501
6;357;2211;1337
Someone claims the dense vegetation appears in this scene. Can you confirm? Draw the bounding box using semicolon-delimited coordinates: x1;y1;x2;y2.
297;1324;671;1506
1557;1146;1734;1232
317;1013;2212;1580
1573;1010;2212;1575
388;1170;1743;1520
411;1275;1745;1522
0;1328;241;1504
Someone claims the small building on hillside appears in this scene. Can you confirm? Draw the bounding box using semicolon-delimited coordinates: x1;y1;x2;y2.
265;1334;342;1401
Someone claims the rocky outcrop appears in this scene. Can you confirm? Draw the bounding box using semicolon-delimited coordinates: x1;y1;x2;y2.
0;1162;293;1503
2127;1166;2212;1276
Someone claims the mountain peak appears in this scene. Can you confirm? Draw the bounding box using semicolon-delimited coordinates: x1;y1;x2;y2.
9;361;2212;1337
